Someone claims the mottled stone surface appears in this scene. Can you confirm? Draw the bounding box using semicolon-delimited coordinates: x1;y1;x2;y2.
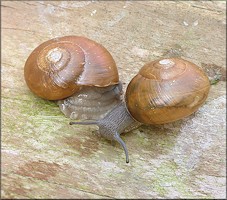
1;1;226;199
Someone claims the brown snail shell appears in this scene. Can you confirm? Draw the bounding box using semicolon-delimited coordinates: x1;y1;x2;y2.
24;36;119;100
125;58;211;124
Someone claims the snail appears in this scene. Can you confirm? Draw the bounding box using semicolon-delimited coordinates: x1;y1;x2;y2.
24;35;123;120
70;58;211;163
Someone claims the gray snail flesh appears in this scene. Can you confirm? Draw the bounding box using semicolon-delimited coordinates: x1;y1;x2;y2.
58;83;123;120
70;101;141;163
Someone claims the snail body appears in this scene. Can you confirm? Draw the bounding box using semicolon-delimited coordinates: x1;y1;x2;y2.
70;58;211;163
24;35;122;120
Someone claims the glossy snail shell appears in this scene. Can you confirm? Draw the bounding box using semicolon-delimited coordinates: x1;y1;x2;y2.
125;58;211;124
24;36;119;100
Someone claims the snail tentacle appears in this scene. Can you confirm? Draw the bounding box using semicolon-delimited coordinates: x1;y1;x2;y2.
114;132;129;163
69;121;98;125
70;119;130;163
